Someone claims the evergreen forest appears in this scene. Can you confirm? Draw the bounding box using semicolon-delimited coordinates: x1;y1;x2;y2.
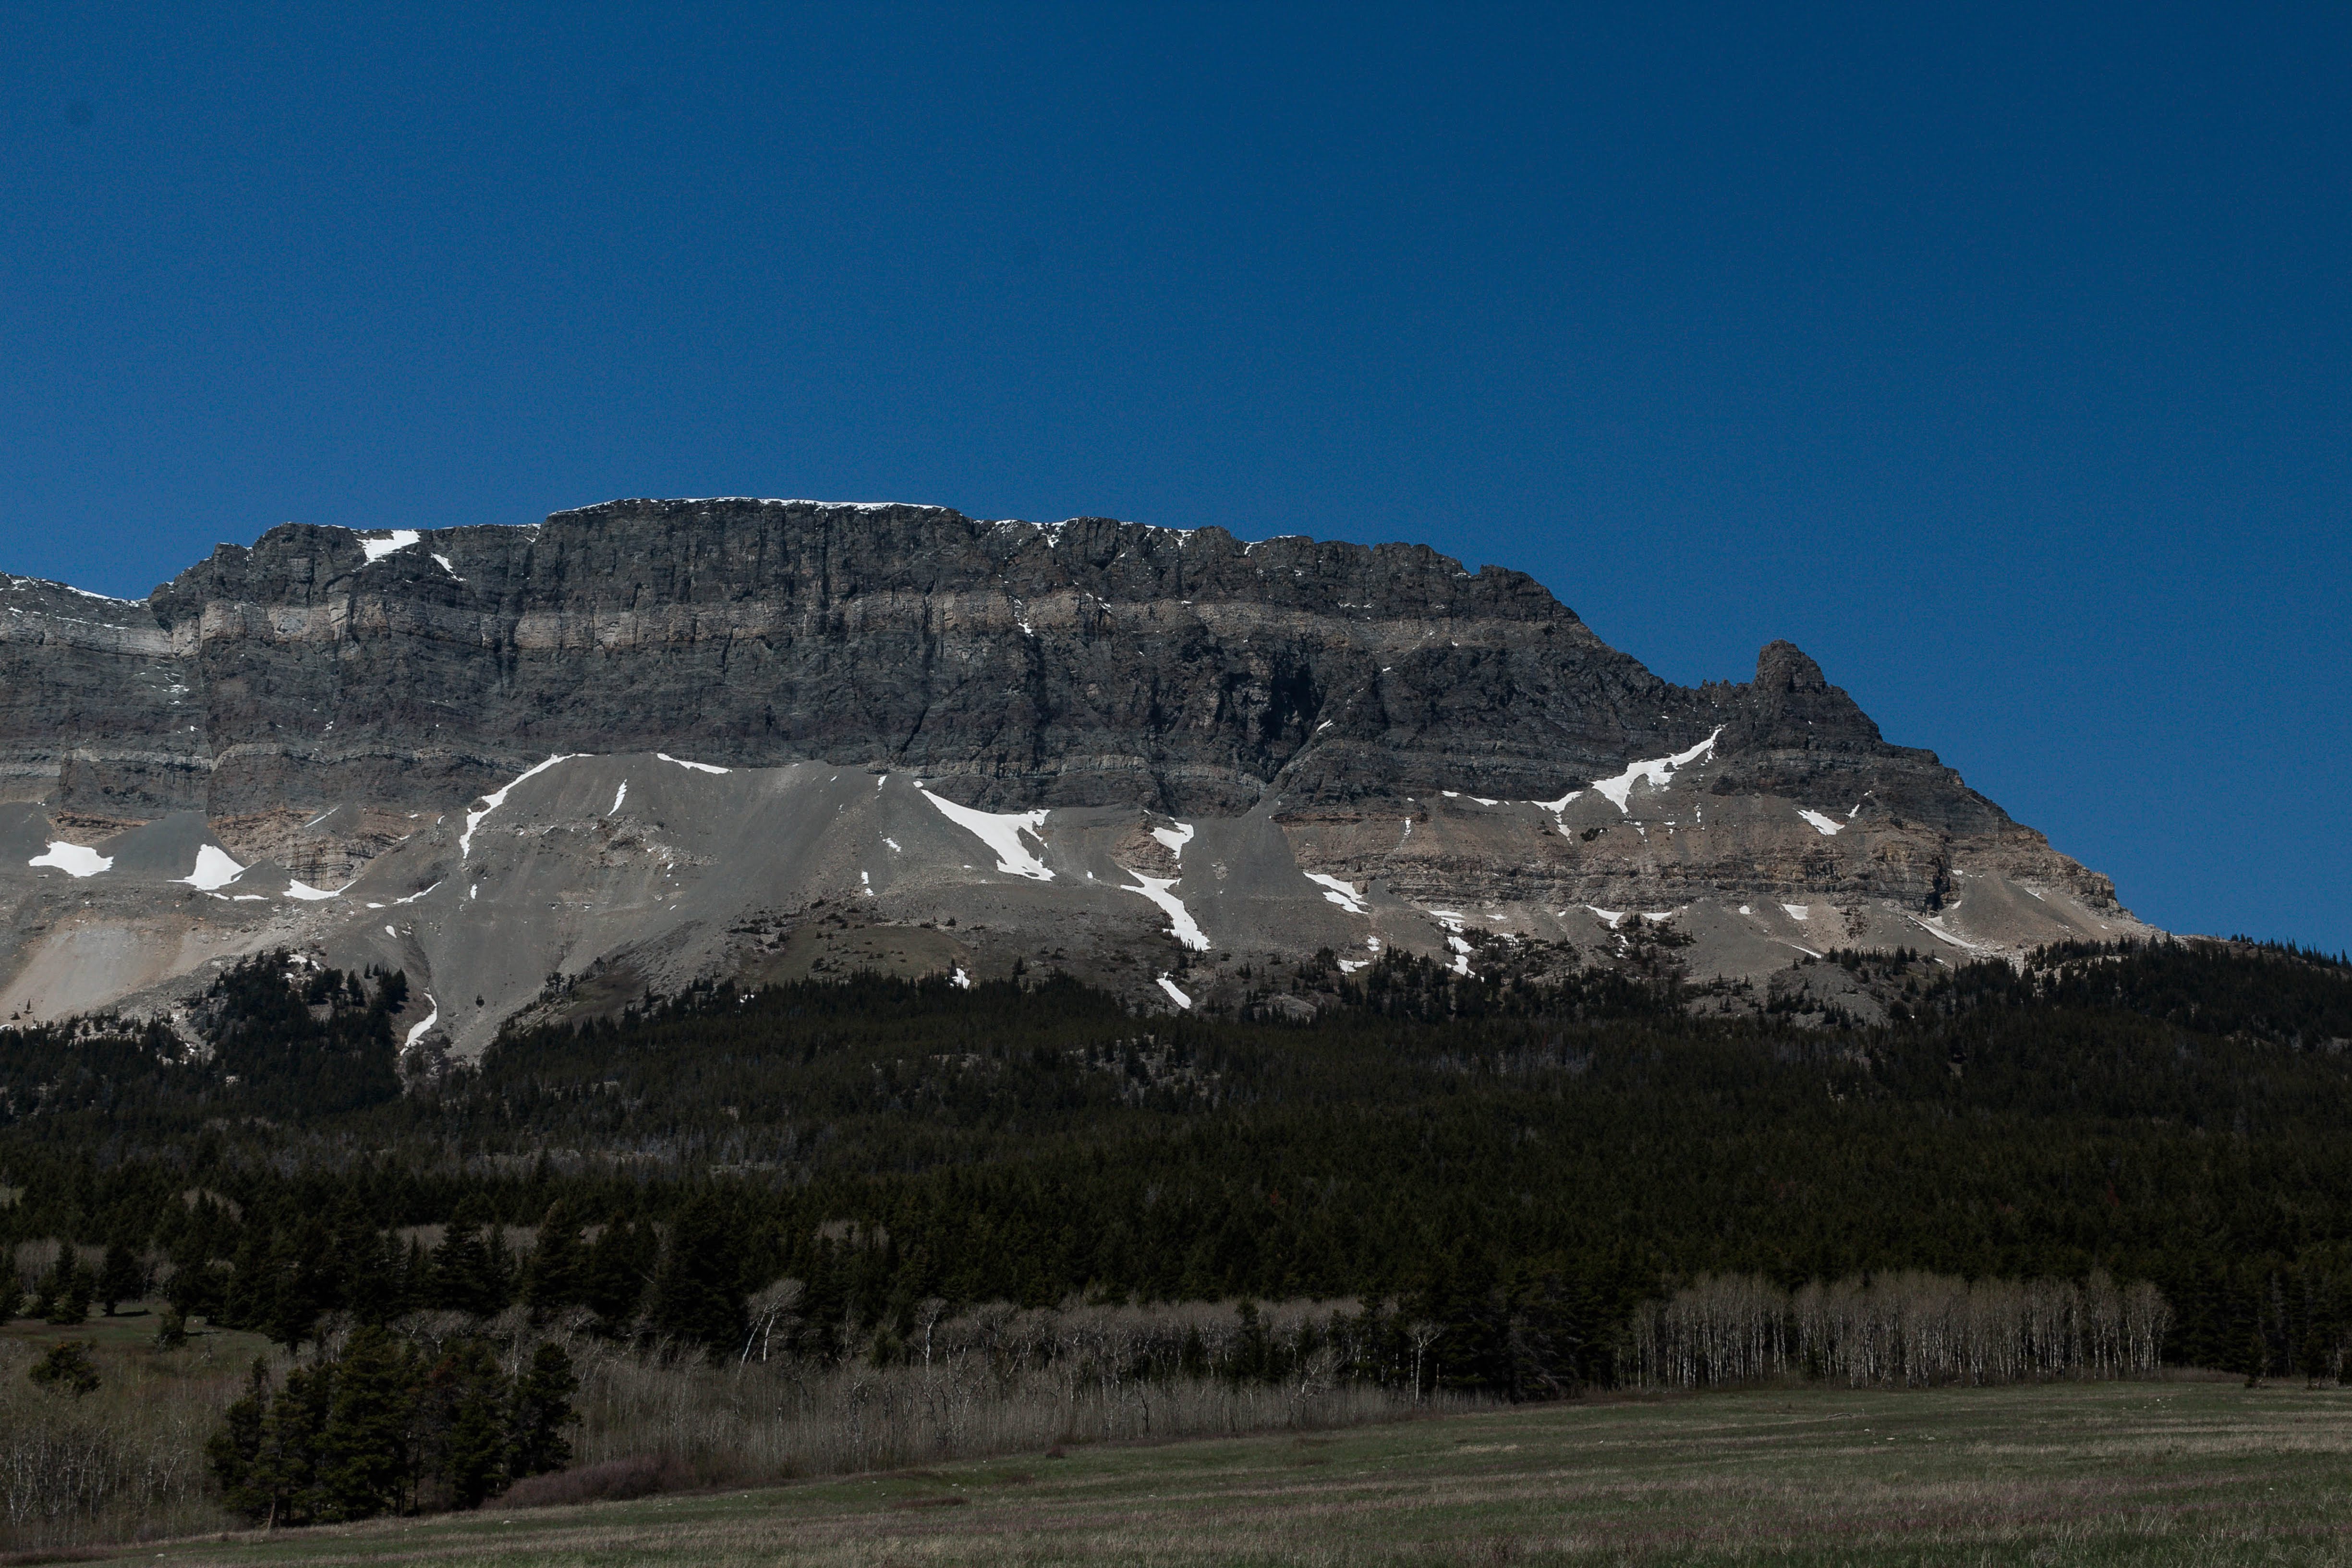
6;937;2352;1394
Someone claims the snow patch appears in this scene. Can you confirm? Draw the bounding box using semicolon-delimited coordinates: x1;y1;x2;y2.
1782;903;1811;921
1589;728;1722;813
1149;822;1195;855
861;870;874;897
431;553;461;579
174;846;246;890
1338;959;1370;973
461;754;576;857
1156;975;1192;1009
1583;906;1627;929
950;966;972;990
283;880;346;901
393;883;440;905
1303;872;1368;915
29;841;111;877
919;786;1054;880
359;529;422;564
1123;874;1209;950
1911;915;1996;954
883;837;902;853
403;995;439;1052
1797;809;1846;837
656;753;730;774
610;782;628;814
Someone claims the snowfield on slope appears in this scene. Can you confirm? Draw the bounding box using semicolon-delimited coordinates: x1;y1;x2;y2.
919;786;1054;880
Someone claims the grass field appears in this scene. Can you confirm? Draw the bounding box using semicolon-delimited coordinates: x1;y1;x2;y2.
57;1376;2352;1568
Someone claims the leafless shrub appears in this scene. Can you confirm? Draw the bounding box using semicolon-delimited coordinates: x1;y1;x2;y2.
523;1297;1469;1499
501;1453;691;1507
0;1340;242;1554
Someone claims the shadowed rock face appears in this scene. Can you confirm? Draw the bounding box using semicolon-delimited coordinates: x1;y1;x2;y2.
24;500;1989;821
0;499;2143;1044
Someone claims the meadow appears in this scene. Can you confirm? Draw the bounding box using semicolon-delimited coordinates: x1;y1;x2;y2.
59;1376;2352;1568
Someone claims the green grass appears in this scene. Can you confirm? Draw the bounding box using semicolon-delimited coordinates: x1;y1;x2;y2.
67;1376;2352;1567
1;1299;274;1361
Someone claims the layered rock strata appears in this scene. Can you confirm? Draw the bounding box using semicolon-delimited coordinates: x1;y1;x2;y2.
0;499;2144;1050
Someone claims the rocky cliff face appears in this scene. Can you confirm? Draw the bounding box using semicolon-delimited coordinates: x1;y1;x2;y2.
0;499;2144;1049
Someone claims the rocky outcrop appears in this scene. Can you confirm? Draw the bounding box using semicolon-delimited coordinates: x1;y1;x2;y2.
0;499;2144;1044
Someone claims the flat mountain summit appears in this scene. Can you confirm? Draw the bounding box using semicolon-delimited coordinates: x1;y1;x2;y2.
0;498;2144;1052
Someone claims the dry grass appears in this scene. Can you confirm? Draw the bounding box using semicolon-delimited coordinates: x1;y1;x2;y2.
57;1377;2352;1567
554;1327;1458;1487
0;1310;271;1554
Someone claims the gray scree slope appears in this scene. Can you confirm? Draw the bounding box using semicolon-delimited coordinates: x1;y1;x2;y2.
0;499;2146;1054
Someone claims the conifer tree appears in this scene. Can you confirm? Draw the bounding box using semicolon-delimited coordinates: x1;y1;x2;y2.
97;1240;143;1314
582;1216;653;1332
400;1236;434;1313
521;1201;585;1317
419;1342;510;1509
28;1339;100;1396
319;1325;416;1519
507;1341;579;1477
36;1246;90;1325
206;1359;272;1515
267;1226;328;1348
221;1226;275;1331
342;1226;402;1326
649;1194;747;1353
244;1361;336;1526
432;1201;505;1316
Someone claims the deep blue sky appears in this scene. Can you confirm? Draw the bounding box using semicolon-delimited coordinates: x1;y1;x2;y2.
2;4;2344;950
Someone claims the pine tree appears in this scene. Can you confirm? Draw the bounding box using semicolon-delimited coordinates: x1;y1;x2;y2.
400;1237;434;1313
521;1202;585;1317
206;1359;273;1518
28;1339;100;1397
419;1342;510;1509
97;1240;144;1315
267;1226;325;1348
221;1226;276;1331
582;1216;653;1332
507;1341;578;1478
251;1361;336;1526
166;1233;224;1323
0;1262;21;1323
36;1246;90;1325
60;1252;92;1324
649;1196;747;1353
319;1325;416;1520
343;1226;402;1326
432;1202;503;1316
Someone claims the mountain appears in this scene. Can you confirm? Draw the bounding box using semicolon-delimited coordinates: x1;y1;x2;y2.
0;498;2145;1054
